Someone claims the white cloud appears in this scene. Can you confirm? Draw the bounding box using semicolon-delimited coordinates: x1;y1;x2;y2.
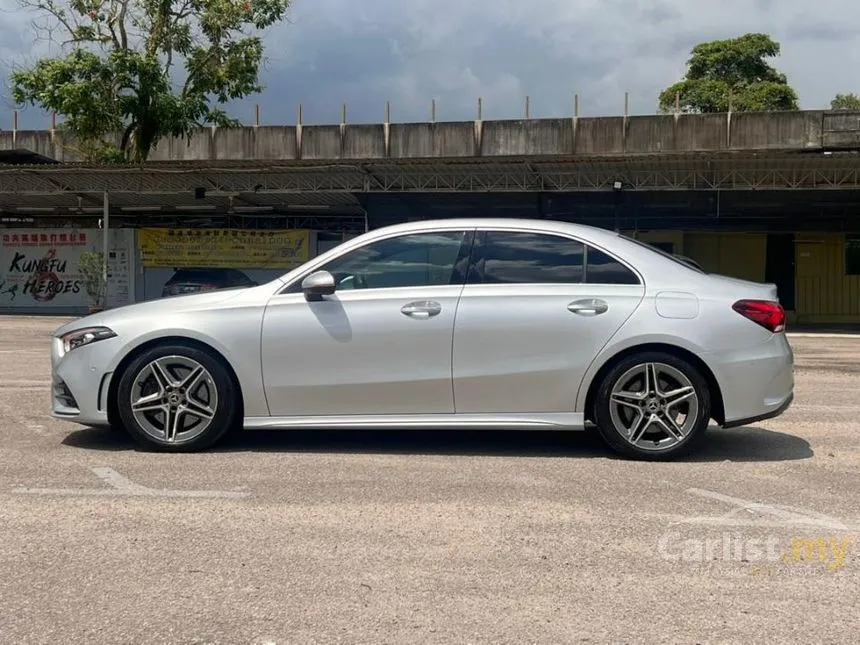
2;0;860;127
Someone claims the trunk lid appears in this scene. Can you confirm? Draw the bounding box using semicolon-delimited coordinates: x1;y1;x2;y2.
705;273;779;302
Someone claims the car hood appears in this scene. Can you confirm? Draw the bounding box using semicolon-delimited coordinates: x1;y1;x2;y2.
53;288;250;337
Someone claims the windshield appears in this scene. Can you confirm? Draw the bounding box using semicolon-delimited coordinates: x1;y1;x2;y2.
621;235;706;273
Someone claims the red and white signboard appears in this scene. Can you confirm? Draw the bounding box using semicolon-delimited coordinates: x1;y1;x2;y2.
0;229;134;309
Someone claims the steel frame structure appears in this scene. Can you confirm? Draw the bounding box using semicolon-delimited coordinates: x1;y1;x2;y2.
363;165;860;192
1;152;860;200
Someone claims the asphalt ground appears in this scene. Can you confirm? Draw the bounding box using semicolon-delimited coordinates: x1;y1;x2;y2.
0;316;858;644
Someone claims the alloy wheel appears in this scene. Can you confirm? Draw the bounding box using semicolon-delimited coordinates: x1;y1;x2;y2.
129;355;219;444
608;361;699;451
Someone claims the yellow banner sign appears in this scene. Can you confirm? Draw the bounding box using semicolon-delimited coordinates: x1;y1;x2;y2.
139;228;311;269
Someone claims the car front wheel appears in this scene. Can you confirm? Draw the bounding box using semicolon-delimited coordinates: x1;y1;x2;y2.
116;343;238;452
593;351;711;460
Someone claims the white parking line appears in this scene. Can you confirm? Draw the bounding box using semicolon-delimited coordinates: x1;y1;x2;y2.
11;467;250;499
791;404;860;410
787;333;860;339
685;487;854;530
25;423;45;435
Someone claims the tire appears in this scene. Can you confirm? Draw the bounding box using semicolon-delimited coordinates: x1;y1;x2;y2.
592;351;711;461
116;343;239;452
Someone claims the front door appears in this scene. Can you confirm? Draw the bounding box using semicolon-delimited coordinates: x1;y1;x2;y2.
452;229;645;414
261;229;474;417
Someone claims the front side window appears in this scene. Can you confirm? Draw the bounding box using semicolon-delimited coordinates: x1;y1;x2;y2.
291;230;471;291
477;231;585;284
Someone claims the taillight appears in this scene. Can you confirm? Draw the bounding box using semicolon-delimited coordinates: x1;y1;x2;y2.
732;299;786;333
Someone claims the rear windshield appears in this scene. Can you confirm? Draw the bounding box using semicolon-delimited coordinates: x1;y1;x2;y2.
621;236;705;273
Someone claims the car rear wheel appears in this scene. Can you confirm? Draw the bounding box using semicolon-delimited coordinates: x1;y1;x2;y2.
593;351;711;460
116;343;238;452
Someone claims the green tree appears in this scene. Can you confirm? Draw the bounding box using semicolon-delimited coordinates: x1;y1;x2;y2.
831;93;860;110
10;0;291;163
78;250;106;309
658;33;799;113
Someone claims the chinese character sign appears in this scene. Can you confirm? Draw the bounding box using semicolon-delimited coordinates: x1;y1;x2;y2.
138;228;311;269
0;229;134;309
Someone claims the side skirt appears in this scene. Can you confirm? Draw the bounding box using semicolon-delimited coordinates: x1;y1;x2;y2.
243;412;585;431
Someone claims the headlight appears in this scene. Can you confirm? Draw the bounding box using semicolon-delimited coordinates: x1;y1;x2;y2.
60;326;117;355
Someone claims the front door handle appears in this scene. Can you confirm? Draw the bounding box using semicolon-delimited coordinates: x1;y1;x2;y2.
567;298;608;316
401;300;442;319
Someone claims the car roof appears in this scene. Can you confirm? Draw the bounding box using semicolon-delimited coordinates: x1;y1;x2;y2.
366;218;623;243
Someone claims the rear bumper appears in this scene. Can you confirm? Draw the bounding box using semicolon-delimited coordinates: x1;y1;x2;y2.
704;333;794;427
722;392;794;429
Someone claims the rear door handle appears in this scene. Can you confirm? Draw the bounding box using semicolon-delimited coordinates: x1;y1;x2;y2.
567;298;608;316
401;300;442;319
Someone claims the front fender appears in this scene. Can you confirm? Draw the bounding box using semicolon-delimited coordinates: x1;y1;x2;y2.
105;318;268;418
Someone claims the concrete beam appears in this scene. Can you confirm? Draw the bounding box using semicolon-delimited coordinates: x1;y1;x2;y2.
4;110;859;163
389;122;477;158
481;119;573;156
730;110;825;150
822;111;860;149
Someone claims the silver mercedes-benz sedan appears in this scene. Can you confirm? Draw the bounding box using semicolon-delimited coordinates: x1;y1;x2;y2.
51;218;794;460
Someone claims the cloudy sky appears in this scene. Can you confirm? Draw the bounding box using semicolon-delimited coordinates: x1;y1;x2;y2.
1;0;860;128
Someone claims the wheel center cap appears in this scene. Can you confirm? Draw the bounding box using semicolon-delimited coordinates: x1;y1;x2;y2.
167;392;183;406
646;399;660;412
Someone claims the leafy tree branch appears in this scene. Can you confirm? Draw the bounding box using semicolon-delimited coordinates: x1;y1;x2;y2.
831;93;860;110
658;33;799;113
10;0;291;163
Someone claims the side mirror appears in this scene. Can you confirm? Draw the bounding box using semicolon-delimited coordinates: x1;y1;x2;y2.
301;270;336;301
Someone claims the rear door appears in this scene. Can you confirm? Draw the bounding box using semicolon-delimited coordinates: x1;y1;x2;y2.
452;228;645;414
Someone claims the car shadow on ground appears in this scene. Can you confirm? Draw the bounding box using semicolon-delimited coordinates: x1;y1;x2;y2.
62;424;813;462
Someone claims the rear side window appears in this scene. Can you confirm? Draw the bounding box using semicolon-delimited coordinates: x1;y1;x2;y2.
623;235;705;273
477;231;584;284
585;247;640;284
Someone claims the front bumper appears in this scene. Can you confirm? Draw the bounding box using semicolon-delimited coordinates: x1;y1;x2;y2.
51;335;116;427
